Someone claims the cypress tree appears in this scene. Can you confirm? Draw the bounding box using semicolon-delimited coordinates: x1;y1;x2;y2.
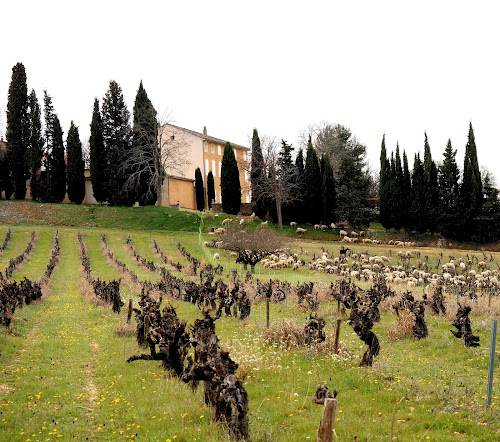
102;80;133;206
321;156;336;224
304;136;321;223
474;174;500;242
423;133;439;232
221;142;241;215
250;128;267;218
437;139;460;237
207;171;215;210
401;150;412;231
460;123;483;224
195;167;205;211
410;153;426;232
389;144;404;230
89;98;108;204
66;121;85;204
48;115;66;203
27;89;44;201
6;62;29;199
379;134;391;229
132;81;157;206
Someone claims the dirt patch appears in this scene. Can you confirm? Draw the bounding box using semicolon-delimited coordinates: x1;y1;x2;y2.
0;384;14;395
84;342;99;404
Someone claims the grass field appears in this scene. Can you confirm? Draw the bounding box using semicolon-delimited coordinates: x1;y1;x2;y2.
0;201;499;441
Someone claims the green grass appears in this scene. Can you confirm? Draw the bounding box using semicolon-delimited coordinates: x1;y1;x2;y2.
0;212;499;440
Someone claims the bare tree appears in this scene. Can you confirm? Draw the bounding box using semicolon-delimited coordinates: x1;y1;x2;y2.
253;136;303;229
121;110;190;206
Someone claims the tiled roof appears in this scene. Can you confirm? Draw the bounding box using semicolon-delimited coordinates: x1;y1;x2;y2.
166;124;249;151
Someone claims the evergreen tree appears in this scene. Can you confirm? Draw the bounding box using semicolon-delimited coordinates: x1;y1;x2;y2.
278;139;295;224
207;171;215;210
194;167;205;211
423;133;439;232
437;139;460;237
401;150;412;231
6;62;28;199
38;90;56;202
336;145;371;228
460;122;483;238
0;149;11;198
66;122;85;204
474;174;500;242
321;156;336;224
48;115;66;202
27;89;43;201
102;80;133;206
221;142;241;214
410;153;426;232
304;136;321;223
387;144;404;230
132;81;157;205
250;128;267;218
89;98;108;204
379;134;392;229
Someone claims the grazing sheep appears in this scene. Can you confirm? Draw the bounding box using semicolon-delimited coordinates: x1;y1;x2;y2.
339;230;347;237
359;230;366;237
314;224;321;230
230;251;238;258
351;231;359;237
203;241;210;247
222;218;232;226
239;218;245;226
290;221;298;227
213;253;220;260
214;228;226;235
261;221;268;227
330;223;337;229
296;227;307;235
249;212;256;221
320;224;328;231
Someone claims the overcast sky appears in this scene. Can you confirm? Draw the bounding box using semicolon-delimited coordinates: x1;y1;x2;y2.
1;1;499;182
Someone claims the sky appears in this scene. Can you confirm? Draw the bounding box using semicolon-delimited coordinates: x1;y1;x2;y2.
1;0;499;182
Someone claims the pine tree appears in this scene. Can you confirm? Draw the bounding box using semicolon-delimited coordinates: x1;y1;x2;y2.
132;81;157;205
304;136;321;223
410;153;426;233
102;80;133;206
401;150;412;231
474;174;500;242
48;115;66;202
388;144;404;230
437;139;460;237
66;122;85;204
423;133;439;232
379;134;391;229
195;167;205;211
221;142;241;214
27;89;43;201
250;129;267;218
294;148;305;223
89;98;108;204
207;171;215;210
6;62;29;199
321;156;336;224
0;149;11;198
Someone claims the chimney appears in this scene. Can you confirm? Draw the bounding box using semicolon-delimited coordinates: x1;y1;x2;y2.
203;126;207;136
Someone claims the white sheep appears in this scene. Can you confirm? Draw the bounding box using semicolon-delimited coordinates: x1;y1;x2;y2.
213;253;220;260
296;227;307;235
290;221;298;227
222;218;232;226
260;221;268;227
339;230;347;237
239;218;245;226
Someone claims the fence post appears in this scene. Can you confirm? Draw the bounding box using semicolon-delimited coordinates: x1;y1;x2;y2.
127;299;133;323
316;397;337;442
266;297;270;328
333;319;341;354
486;319;497;408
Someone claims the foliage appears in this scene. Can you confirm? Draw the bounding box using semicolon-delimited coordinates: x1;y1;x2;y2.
89;98;108;204
6;62;28;199
220;142;241;215
304;136;321;223
437;139;460;237
321;154;336;224
379;134;391;229
194;167;204;211
410;153;426;233
48;115;66;203
423;133;439;232
250;128;267;219
66;121;85;204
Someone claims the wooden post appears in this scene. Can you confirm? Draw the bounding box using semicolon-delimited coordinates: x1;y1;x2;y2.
266;297;270;328
488;289;492;308
127;299;133;323
486;319;497;408
144;315;150;341
333;319;341;354
316;397;337;442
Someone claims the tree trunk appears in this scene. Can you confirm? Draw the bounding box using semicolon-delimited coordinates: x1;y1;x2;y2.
276;198;283;229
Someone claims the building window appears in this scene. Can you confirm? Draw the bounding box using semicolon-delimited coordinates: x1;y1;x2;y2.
212;160;216;177
243;151;247;161
244;170;249;182
204;141;208;152
217;145;221;155
205;159;209;175
246;195;249;203
211;143;215;154
171;135;175;140
218;162;221;177
214;191;217;203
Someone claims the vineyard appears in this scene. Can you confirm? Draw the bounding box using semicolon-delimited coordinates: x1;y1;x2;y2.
0;212;499;441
